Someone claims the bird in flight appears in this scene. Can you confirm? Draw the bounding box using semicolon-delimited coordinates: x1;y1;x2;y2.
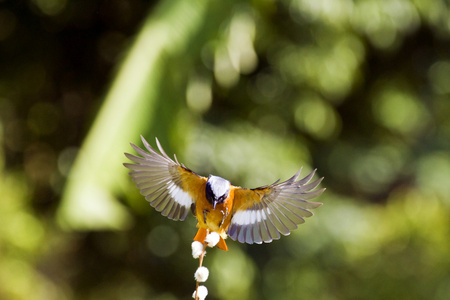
124;136;325;251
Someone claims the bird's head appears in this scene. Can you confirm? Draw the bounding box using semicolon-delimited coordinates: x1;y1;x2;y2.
205;175;230;209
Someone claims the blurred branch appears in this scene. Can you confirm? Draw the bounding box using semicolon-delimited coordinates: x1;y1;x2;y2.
57;0;209;230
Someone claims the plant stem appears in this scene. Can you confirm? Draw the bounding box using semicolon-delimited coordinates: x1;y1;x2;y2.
195;229;209;300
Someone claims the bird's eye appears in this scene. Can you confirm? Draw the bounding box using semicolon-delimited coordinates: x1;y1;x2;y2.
218;193;227;203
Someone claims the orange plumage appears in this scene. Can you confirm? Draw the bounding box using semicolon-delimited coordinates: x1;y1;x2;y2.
124;137;325;251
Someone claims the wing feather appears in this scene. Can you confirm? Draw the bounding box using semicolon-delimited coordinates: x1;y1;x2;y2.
229;169;325;244
124;136;207;221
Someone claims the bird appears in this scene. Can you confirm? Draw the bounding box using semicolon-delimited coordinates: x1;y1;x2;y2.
124;136;325;251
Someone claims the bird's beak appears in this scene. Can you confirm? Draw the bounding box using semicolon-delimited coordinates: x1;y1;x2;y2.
213;199;218;209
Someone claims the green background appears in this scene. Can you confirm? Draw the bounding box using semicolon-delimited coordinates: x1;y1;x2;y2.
1;0;449;299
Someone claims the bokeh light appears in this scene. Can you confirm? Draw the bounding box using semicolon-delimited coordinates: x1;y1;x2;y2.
1;0;450;299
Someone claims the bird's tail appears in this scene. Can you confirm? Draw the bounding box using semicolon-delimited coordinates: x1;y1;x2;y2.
194;228;228;251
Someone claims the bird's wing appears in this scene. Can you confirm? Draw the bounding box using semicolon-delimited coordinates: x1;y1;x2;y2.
229;169;325;244
124;136;207;221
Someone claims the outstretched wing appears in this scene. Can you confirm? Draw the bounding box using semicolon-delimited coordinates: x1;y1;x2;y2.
124;136;207;221
228;169;325;244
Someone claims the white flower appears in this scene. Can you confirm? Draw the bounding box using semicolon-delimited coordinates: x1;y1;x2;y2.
192;285;208;300
205;232;220;248
194;266;209;282
191;241;204;259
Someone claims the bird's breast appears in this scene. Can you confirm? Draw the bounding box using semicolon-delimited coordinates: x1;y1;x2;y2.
196;189;234;232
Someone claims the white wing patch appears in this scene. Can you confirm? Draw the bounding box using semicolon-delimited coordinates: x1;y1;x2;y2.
168;182;193;208
124;136;203;221
231;209;267;226
227;169;325;244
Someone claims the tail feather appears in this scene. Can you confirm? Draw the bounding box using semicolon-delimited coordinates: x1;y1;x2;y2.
194;228;208;243
216;236;228;251
193;228;228;251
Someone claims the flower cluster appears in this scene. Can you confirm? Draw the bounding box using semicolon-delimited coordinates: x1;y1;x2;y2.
191;231;220;300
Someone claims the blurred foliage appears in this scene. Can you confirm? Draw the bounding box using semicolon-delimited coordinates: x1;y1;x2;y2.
1;0;450;299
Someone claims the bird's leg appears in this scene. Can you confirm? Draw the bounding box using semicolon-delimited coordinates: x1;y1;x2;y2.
218;207;229;227
202;209;209;224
